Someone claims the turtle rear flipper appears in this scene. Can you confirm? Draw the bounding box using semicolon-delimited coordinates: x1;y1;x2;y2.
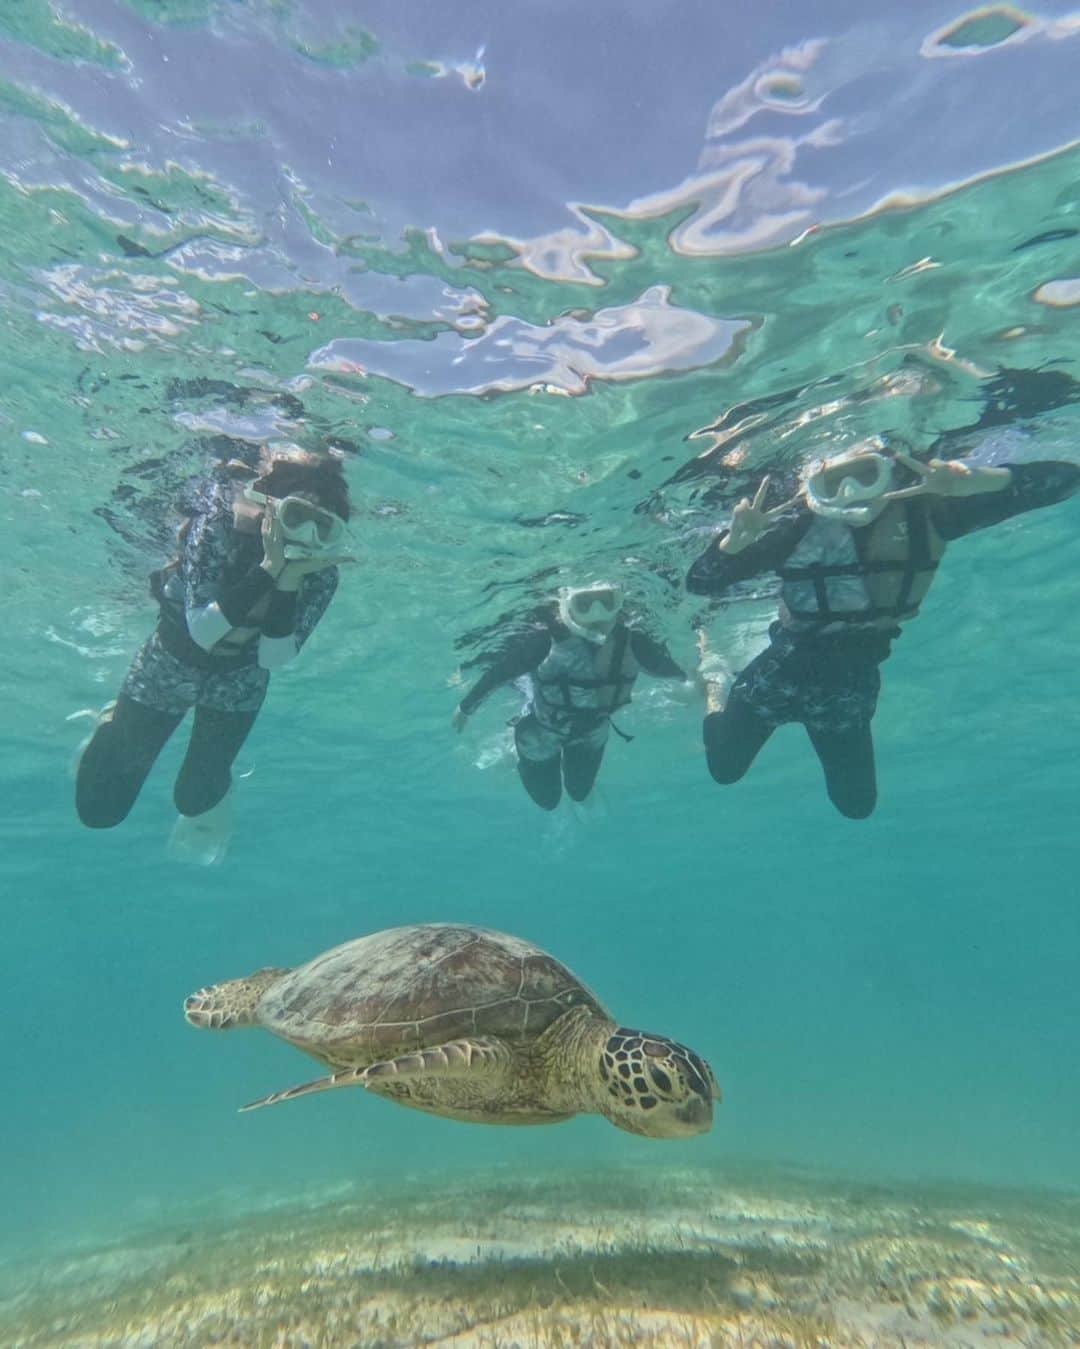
184;967;290;1030
239;1036;511;1112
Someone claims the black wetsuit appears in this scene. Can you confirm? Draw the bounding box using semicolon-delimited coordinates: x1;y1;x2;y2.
686;461;1080;819
459;614;686;810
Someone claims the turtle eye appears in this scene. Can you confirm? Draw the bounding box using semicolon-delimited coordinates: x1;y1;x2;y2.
647;1065;673;1096
682;1062;708;1097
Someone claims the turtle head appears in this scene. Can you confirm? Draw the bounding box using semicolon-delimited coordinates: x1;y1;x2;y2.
596;1027;721;1139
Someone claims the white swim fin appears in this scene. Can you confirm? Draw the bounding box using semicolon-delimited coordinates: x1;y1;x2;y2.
168;792;233;867
67;701;117;778
568;785;608;822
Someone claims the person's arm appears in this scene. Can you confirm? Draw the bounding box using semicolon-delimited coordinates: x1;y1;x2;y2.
256;567;339;670
686;512;806;596
931;460;1080;541
181;500;275;652
458;629;553;717
629;629;687;679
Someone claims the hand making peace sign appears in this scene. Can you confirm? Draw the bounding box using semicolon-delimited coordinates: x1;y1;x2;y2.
883;451;1011;501
722;476;799;554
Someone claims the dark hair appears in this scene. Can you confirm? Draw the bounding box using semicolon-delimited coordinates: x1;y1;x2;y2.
253;455;352;522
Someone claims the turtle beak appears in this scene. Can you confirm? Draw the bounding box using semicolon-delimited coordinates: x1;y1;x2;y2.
674;1095;713;1134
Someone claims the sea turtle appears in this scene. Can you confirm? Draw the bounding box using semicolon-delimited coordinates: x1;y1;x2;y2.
184;923;721;1138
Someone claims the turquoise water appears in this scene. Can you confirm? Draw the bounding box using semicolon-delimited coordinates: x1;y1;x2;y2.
2;0;1080;1329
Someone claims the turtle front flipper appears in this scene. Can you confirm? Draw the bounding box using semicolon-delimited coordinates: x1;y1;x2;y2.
239;1036;511;1112
183;967;290;1030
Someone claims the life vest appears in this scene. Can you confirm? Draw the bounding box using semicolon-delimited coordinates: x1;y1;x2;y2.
532;624;640;733
778;500;944;629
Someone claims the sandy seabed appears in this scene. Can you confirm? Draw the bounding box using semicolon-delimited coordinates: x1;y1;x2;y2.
3;1162;1079;1347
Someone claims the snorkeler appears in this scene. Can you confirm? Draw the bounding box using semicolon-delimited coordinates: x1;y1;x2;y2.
686;444;1079;819
453;582;689;810
75;448;353;861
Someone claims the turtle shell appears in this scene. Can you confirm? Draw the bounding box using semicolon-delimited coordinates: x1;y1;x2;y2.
256;924;609;1066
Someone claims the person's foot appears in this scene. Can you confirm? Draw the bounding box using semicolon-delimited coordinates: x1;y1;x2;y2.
67;701;117;777
168;793;233;866
67;699;117;731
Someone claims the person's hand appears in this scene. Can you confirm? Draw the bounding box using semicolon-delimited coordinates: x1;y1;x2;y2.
721;477;795;554
259;508;287;578
452;706;469;733
275;551;357;591
884;451;1011;501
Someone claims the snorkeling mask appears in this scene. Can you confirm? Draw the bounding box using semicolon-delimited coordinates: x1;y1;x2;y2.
803;447;894;524
558;582;624;644
244;486;346;558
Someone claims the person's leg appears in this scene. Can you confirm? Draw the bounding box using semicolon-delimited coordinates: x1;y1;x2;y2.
75;695;183;828
513;716;563;811
562;727;608;802
703;697;775;785
701;631;792;786
173;705;260;817
800;643;883;819
804;722;877;819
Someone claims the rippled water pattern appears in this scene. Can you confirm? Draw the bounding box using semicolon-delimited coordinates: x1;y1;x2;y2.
2;0;1080;1321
